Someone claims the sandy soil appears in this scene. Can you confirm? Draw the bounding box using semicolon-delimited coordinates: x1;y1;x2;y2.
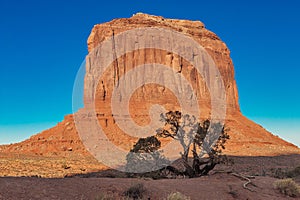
1;155;300;199
0;174;297;200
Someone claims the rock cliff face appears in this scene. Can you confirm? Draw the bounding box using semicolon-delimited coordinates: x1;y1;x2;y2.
87;13;240;115
1;13;299;160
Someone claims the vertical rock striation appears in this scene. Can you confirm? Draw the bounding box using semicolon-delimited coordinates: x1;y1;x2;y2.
1;13;299;159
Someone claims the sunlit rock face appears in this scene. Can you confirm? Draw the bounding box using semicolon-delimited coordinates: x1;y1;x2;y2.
83;13;299;156
2;14;299;162
82;13;239;151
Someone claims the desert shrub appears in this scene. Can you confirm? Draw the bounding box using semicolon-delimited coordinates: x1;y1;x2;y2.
287;166;300;178
270;168;287;179
166;192;191;200
271;166;300;179
124;183;146;199
274;178;300;197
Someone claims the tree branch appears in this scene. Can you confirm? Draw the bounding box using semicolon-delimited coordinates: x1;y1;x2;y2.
231;173;255;192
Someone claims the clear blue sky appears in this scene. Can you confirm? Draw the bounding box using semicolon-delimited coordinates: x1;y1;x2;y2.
0;0;299;146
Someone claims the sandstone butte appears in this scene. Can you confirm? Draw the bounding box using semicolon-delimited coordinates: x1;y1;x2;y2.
0;13;299;176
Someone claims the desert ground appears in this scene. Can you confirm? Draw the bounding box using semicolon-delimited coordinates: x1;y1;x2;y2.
1;154;300;199
1;13;300;200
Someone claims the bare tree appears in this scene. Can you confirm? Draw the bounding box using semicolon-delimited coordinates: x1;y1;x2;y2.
156;111;229;177
156;111;199;161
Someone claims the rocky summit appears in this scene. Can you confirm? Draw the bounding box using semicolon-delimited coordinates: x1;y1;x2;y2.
1;13;299;177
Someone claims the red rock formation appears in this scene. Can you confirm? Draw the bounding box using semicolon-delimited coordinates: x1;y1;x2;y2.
1;13;299;159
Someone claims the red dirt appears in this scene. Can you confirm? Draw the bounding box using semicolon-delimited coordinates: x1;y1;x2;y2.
0;174;297;200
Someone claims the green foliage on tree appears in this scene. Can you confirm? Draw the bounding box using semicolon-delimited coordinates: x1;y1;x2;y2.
125;136;170;174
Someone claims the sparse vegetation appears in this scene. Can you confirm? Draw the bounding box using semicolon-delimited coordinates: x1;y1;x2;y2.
124;183;146;200
274;178;300;197
287;166;300;178
166;191;191;200
270;166;300;179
